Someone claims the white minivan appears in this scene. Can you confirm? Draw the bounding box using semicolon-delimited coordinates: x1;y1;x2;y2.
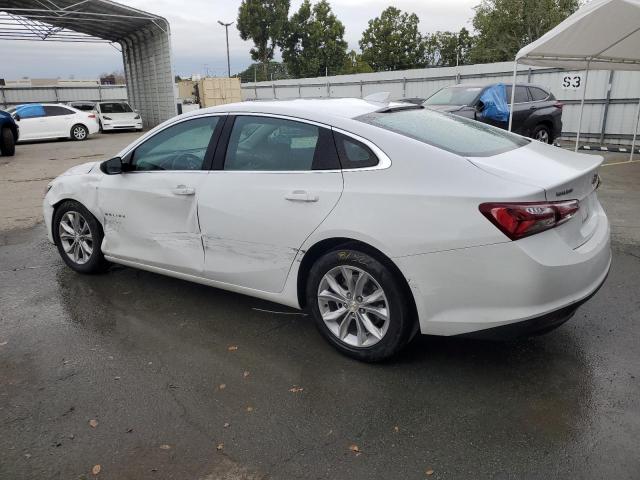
9;103;99;142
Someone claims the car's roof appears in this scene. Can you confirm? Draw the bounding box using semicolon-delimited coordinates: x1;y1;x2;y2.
446;83;548;90
183;98;401;124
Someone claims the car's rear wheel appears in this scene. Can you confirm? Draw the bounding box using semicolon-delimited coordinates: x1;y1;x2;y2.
306;248;413;362
53;200;108;273
532;124;552;144
71;124;88;141
0;128;15;156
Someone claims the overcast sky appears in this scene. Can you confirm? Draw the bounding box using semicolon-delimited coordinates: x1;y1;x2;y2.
1;0;478;80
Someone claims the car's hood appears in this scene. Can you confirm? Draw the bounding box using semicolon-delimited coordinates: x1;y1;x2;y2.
60;161;100;176
102;112;138;120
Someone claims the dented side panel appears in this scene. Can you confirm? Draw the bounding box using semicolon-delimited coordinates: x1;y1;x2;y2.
98;172;207;275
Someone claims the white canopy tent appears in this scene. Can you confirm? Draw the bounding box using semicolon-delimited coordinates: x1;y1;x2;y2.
507;0;640;160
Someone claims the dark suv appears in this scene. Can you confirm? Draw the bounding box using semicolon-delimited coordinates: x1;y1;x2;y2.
0;109;19;156
424;83;563;144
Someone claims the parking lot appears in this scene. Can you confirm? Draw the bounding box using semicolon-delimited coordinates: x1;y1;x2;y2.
1;134;639;479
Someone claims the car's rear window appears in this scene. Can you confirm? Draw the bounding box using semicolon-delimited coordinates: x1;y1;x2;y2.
358;108;529;157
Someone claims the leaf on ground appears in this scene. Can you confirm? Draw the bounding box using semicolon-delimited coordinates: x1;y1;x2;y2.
393;426;399;433
159;444;171;450
92;464;101;475
246;406;254;412
0;341;8;346
223;422;230;428
243;370;250;378
218;383;226;390
227;345;238;352
216;443;224;451
88;419;98;428
349;444;361;455
426;468;434;476
289;386;304;393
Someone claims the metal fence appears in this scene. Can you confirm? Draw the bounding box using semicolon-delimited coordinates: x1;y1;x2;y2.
240;61;640;146
0;85;128;109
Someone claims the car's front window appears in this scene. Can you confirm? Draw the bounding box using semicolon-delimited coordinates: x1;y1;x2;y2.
424;87;483;106
358;108;529;157
131;116;220;171
100;102;132;114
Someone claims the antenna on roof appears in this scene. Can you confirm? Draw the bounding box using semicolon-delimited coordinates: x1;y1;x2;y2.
363;92;391;105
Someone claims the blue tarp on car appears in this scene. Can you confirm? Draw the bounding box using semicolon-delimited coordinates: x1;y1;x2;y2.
479;83;509;123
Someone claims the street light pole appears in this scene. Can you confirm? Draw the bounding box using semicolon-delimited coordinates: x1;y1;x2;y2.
218;20;233;78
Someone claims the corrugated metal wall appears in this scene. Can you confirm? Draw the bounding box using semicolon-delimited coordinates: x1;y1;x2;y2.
241;61;640;145
0;85;128;108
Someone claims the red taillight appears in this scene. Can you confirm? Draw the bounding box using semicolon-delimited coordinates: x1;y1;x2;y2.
87;114;96;118
479;200;579;240
554;102;563;110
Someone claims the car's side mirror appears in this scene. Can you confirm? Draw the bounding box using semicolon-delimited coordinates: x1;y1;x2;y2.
101;156;123;175
13;113;20;122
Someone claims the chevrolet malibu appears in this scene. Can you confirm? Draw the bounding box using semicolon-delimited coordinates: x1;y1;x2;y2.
43;98;611;361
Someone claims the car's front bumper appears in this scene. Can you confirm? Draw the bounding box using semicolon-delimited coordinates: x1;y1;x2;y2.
395;208;611;336
102;121;142;131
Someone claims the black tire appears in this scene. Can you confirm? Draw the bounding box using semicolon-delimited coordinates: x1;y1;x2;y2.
70;124;89;141
0;128;15;156
532;124;552;144
53;200;109;274
306;248;414;362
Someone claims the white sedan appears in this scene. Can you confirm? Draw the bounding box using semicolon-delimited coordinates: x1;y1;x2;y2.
43;98;611;361
9;103;99;142
95;101;143;132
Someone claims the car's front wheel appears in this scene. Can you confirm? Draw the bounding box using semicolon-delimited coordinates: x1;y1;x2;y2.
53;200;108;273
306;248;414;362
71;124;89;141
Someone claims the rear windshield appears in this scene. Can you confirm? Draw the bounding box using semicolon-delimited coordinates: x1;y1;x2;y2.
424;86;483;106
358;108;529;157
100;102;132;113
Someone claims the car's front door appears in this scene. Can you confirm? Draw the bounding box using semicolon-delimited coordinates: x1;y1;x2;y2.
197;114;344;293
14;104;47;140
98;115;224;275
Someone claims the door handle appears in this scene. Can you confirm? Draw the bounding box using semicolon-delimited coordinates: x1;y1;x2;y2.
529;105;537;110
285;190;318;202
172;185;195;195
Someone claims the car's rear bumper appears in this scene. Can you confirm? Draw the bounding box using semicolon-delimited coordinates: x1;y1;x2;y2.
395;207;611;336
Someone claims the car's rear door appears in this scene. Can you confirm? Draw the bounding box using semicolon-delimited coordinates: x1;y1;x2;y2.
43;105;75;137
98;114;225;275
505;85;533;134
197;114;344;293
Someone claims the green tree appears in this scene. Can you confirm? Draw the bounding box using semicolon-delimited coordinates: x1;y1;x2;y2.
340;50;374;75
425;28;475;67
359;7;427;71
279;0;348;78
470;0;579;63
235;62;290;82
237;0;290;74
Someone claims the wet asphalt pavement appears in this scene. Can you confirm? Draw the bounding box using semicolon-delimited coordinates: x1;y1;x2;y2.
1;224;639;479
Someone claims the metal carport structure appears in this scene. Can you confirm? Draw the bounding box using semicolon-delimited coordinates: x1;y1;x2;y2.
0;0;176;128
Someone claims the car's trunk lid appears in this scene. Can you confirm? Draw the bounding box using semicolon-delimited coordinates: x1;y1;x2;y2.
467;141;603;248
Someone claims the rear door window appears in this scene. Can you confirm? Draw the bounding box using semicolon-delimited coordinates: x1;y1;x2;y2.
528;87;549;101
44;106;74;116
333;132;378;169
224;116;339;171
505;86;531;103
358;108;529;157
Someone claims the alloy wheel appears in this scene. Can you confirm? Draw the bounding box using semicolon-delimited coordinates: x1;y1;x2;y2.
73;126;87;140
58;211;93;264
535;129;550;143
317;265;390;348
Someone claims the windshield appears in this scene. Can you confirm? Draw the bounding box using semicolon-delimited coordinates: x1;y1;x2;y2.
424;86;483;106
100;102;133;113
358;108;529;157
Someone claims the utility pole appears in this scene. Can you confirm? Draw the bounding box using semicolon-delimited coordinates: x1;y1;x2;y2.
218;20;234;78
